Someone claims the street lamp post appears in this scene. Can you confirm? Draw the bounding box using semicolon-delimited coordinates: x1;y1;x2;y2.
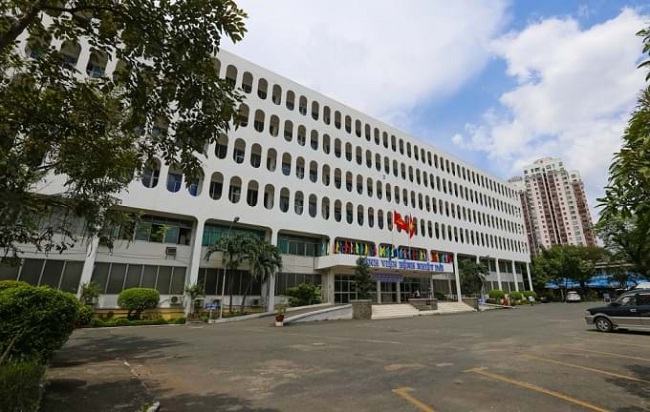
219;216;240;320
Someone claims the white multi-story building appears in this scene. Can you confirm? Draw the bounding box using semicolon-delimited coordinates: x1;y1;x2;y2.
3;29;532;312
512;158;596;255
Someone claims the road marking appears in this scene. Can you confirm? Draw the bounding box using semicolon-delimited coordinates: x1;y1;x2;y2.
464;368;610;412
573;349;650;363
392;387;435;412
520;354;650;383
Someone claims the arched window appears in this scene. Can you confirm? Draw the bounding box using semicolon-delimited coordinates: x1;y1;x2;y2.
187;170;203;197
250;144;262;168
225;65;237;87
309;194;317;217
311;101;319;121
215;134;228;159
242;72;253;93
286;90;295;110
253;110;265;133
264;184;274;209
272;84;282;105
233;138;246;164
228;177;242;203
237;104;249;127
269;115;279;137
294;191;304;215
247;181;259;206
279;188;290;212
284;120;293;141
257;78;268;99
299;96;308;115
166;168;183;193
209;172;224;200
266;148;277;172
321;197;330;220
281;153;292;176
141;159;161;188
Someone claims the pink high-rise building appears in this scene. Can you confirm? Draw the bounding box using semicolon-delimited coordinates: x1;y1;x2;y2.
510;158;596;256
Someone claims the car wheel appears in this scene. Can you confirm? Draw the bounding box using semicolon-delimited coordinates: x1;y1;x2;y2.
594;317;613;333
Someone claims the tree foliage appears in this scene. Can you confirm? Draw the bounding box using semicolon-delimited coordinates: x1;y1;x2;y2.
531;245;609;296
205;233;282;312
117;287;159;320
285;283;322;307
459;260;488;296
0;0;247;258
0;283;79;363
596;213;650;279
353;257;374;300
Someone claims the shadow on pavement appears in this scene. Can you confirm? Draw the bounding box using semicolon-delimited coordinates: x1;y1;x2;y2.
155;392;280;412
50;333;182;367
41;377;152;412
607;364;650;412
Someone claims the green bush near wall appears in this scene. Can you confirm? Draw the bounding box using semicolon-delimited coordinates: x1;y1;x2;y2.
488;289;505;300
509;291;523;302
523;290;537;298
0;280;30;291
117;288;160;320
0;283;79;363
87;316;186;328
0;361;45;412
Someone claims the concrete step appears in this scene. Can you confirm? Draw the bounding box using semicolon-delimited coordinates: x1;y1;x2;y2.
372;304;420;320
435;302;476;314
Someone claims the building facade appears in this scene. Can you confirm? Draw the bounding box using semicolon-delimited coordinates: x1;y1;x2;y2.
511;158;596;256
4;25;532;312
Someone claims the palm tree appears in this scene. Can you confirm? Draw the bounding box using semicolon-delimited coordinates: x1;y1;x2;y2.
242;239;283;313
205;233;256;315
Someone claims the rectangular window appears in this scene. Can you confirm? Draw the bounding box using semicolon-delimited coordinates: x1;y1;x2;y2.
106;263;127;294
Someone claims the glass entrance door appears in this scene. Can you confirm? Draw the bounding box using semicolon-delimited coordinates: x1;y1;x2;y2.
380;282;398;303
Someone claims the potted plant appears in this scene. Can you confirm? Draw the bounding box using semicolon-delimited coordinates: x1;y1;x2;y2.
275;305;286;326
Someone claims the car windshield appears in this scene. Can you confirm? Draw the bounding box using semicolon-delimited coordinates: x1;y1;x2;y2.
615;295;635;306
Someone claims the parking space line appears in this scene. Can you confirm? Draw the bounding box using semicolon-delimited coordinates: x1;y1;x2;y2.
520;354;650;383
575;349;650;362
392;387;435;412
464;368;610;412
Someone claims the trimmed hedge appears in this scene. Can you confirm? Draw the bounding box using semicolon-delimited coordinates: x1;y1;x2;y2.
488;289;505;300
523;290;537;298
76;305;94;327
0;284;79;363
0;280;30;291
0;361;45;412
118;288;160;320
88;317;186;328
509;291;523;301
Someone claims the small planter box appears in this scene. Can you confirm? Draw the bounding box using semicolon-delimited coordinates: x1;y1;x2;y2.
351;299;372;320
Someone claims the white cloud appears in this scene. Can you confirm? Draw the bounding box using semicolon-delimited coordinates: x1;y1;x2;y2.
225;1;508;125
452;8;647;220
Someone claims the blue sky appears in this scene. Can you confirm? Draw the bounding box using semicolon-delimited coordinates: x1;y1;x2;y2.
225;1;648;219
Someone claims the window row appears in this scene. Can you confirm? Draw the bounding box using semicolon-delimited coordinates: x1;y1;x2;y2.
0;258;83;293
233;105;520;214
142;160;523;235
223;62;516;199
91;263;187;295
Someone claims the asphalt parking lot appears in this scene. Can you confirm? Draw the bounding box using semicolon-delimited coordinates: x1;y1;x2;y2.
43;302;649;412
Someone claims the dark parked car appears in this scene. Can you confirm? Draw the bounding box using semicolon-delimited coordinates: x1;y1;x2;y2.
584;289;650;332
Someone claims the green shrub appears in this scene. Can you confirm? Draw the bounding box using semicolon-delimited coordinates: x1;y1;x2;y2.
199;315;209;323
0;361;45;412
117;288;160;320
509;291;523;301
0;284;79;363
523;291;537;298
89;317;106;327
285;283;322;307
0;280;30;291
76;305;94;327
170;317;186;324
488;289;505;300
434;291;446;301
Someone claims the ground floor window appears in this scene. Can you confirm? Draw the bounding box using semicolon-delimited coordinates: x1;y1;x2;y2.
275;273;321;295
91;263;186;295
0;258;83;293
197;268;262;296
334;274;357;303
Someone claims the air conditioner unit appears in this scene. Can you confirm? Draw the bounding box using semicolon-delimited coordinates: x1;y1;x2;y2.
165;246;177;258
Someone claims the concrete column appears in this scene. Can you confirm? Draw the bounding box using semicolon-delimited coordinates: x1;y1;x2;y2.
185;219;205;315
376;280;382;303
453;253;462;302
512;260;519;292
396;281;401;303
526;263;533;291
266;229;279;312
495;258;503;290
76;236;100;299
